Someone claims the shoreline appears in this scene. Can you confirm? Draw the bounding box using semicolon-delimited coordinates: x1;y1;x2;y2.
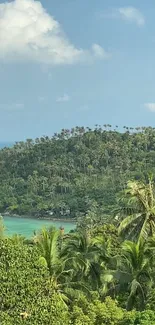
1;214;77;223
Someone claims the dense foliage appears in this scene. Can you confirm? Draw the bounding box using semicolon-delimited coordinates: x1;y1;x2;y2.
2;125;155;323
1;213;155;324
1;125;155;218
1;171;155;322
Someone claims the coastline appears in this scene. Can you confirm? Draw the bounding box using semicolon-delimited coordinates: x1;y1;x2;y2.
2;213;77;223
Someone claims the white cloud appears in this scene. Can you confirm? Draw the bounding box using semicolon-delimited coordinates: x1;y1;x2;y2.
56;94;70;103
0;0;109;64
92;44;110;59
118;7;145;26
144;103;155;112
101;7;145;27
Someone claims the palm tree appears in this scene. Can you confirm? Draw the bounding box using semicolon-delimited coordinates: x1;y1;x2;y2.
115;240;152;311
118;178;155;241
36;227;89;303
62;231;105;290
36;227;62;276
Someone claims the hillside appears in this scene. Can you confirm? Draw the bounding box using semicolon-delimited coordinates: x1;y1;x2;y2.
0;125;155;218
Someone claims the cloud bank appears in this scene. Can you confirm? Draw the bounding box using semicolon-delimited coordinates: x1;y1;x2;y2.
0;0;109;64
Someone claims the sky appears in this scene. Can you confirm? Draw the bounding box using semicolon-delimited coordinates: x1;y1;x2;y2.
0;0;155;141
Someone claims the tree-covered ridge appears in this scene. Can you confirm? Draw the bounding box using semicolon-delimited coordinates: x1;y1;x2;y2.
1;125;155;217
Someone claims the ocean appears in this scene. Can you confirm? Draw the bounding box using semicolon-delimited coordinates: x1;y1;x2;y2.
0;142;14;149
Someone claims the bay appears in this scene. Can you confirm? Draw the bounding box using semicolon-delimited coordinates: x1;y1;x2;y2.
3;216;76;238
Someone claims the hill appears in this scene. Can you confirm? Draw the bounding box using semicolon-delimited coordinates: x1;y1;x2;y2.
0;125;155;218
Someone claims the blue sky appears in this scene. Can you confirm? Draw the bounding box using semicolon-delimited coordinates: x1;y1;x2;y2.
0;0;155;141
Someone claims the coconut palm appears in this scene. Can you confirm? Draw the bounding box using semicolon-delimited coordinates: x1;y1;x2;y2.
115;240;152;311
62;231;107;290
36;227;90;303
118;178;155;241
36;227;60;277
36;227;68;280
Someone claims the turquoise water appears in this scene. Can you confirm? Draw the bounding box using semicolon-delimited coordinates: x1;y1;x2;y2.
3;216;76;238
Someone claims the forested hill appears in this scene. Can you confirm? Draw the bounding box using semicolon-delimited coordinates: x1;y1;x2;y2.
0;125;155;218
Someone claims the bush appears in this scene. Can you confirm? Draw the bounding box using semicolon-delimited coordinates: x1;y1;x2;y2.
0;239;69;324
121;310;155;325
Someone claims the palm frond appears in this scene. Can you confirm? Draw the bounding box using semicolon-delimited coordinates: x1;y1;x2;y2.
118;214;142;237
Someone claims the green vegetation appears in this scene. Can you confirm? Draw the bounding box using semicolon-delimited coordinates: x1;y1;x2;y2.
2;125;155;323
118;177;155;241
0;176;155;323
1;125;155;218
1;201;155;324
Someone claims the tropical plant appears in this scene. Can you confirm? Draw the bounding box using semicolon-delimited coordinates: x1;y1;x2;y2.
36;227;89;303
0;238;70;325
62;231;104;290
118;178;155;241
115;240;153;311
36;227;60;276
